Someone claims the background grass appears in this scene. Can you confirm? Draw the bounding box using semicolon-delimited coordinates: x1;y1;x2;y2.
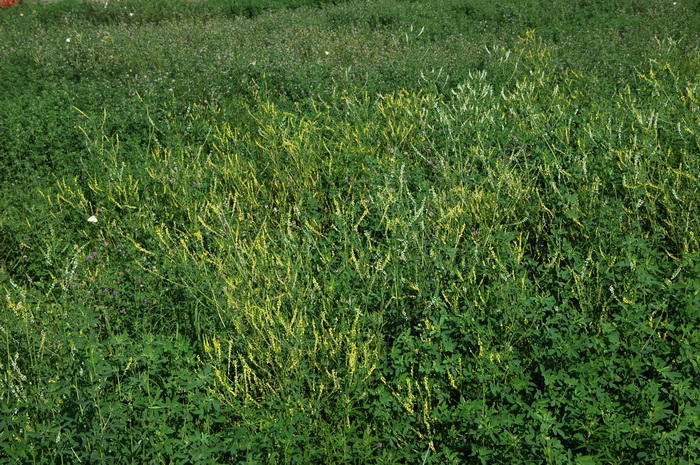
1;0;699;463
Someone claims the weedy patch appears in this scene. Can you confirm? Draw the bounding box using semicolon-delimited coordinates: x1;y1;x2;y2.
1;0;699;463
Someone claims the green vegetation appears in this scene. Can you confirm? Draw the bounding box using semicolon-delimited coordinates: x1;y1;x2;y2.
1;0;699;463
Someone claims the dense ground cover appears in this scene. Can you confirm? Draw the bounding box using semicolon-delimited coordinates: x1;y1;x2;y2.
1;0;699;463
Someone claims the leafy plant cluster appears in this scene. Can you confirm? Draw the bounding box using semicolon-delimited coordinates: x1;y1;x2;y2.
1;0;699;463
1;0;695;185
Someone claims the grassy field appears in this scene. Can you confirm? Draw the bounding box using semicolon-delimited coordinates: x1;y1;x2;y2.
1;0;699;463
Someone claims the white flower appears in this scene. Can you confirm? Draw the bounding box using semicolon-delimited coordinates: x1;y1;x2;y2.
87;215;98;223
66;38;71;43
129;12;134;17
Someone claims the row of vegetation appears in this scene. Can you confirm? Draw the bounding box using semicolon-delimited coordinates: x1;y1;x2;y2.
1;0;699;463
